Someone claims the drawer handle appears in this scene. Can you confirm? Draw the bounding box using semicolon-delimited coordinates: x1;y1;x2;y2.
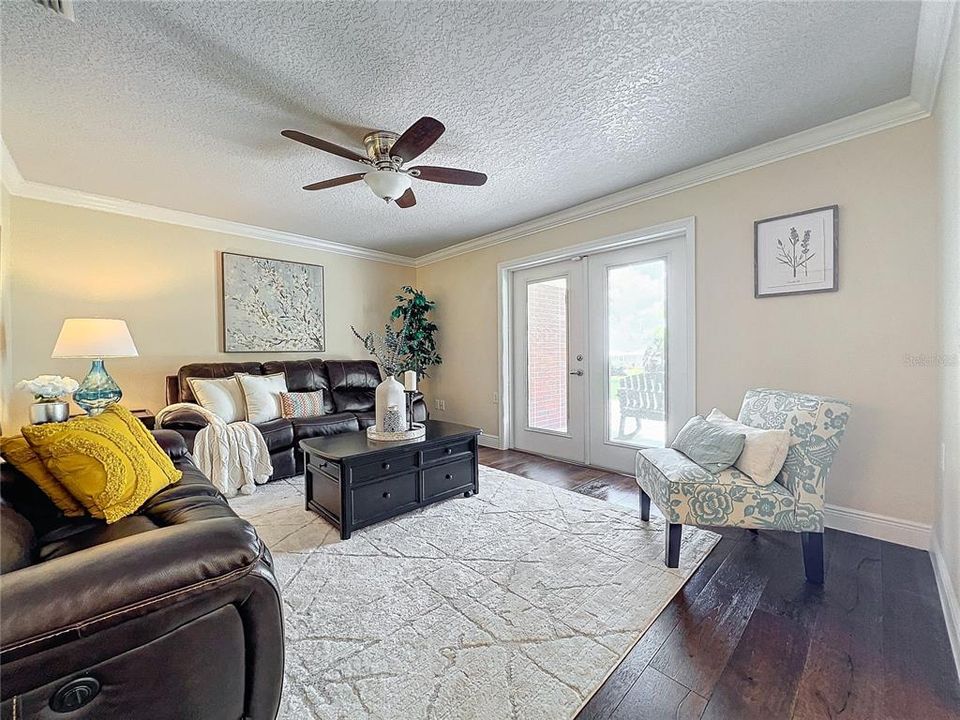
382;462;391;470
444;448;453;455
445;473;453;480
383;491;392;499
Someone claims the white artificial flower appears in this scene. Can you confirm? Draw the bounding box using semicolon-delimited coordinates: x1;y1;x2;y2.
16;375;80;400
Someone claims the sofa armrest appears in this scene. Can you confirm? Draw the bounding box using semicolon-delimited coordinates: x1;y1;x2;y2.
0;517;264;661
158;405;210;431
150;429;189;461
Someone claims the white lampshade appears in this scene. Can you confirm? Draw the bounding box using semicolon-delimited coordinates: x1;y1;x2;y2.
363;169;412;201
52;318;139;359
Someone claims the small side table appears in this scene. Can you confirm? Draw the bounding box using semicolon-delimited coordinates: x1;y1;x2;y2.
130;409;156;430
68;408;155;429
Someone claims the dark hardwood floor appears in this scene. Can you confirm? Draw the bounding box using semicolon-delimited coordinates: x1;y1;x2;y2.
478;447;960;720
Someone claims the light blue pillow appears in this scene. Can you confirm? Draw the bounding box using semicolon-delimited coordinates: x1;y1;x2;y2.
671;415;746;474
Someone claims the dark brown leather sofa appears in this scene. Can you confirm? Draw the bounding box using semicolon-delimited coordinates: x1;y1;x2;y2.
161;359;428;480
0;430;283;720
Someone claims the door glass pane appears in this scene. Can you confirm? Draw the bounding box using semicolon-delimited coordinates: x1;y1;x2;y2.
526;277;568;432
608;259;666;446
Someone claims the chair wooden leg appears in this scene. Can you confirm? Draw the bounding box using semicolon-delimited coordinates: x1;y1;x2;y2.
639;489;651;521
801;531;824;584
665;523;681;568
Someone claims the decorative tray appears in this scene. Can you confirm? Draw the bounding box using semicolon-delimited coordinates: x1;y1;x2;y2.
366;423;427;442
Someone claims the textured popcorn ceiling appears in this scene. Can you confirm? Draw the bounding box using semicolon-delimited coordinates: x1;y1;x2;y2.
1;1;920;257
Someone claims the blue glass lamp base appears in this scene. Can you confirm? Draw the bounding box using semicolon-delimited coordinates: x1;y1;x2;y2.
73;359;123;415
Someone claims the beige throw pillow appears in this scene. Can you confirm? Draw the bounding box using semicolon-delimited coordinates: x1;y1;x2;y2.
186;376;246;423
707;409;790;486
238;373;288;424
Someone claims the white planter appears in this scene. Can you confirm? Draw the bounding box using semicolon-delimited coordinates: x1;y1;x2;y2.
375;375;406;432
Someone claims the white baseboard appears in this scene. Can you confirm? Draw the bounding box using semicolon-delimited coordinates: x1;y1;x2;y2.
931;532;960;683
478;433;502;449
824;503;931;549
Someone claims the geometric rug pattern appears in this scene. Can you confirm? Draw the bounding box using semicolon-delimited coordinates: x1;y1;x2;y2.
230;465;719;719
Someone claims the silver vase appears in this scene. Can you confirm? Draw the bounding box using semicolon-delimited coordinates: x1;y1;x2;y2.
30;400;69;425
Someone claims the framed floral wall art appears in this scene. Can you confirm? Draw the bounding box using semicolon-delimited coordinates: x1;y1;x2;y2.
754;205;839;298
221;252;325;352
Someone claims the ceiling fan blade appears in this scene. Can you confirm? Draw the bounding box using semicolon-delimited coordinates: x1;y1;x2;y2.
281;130;369;164
390;117;445;163
395;188;417;208
410;166;487;186
302;174;365;191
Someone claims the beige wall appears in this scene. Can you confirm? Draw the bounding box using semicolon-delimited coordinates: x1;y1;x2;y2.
416;118;940;526
934;13;960;640
0;109;944;533
0;195;414;430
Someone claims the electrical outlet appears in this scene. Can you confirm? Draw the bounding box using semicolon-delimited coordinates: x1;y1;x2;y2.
434;399;442;410
492;392;499;405
439;399;446;411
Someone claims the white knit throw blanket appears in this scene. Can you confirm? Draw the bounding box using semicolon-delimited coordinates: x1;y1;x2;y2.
156;403;272;498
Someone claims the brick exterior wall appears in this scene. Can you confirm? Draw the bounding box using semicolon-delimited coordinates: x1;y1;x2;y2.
526;281;567;432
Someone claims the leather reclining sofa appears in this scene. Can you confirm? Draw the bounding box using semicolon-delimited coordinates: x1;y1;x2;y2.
0;430;284;720
160;358;428;480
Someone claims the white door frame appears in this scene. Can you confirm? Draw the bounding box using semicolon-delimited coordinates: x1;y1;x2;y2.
497;216;696;460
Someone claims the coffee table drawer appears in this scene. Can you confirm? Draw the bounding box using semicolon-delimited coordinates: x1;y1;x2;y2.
310;458;341;482
352;472;418;523
422;439;472;465
353;453;417;483
423;458;473;500
308;465;341;521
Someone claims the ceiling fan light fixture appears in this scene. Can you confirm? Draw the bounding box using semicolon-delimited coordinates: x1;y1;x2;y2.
363;169;412;202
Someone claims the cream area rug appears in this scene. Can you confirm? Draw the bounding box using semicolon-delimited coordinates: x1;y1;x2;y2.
229;465;719;720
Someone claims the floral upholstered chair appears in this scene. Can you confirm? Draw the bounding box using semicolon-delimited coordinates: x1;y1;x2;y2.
635;388;851;583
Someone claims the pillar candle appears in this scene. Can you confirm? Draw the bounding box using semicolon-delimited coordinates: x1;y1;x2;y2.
403;370;417;392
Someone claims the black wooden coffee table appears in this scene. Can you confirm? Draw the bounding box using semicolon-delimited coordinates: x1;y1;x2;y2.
300;420;481;539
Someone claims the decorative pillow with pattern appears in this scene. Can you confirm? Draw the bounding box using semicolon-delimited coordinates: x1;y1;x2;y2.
1;435;86;517
22;405;181;523
280;390;326;419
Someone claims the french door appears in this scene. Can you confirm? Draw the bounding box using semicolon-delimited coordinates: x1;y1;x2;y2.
511;260;587;462
511;236;693;473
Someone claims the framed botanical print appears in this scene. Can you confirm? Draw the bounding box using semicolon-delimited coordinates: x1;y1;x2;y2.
221;252;325;352
754;205;839;298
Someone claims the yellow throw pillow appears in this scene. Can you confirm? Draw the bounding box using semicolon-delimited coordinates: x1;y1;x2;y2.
22;405;182;523
1;435;87;517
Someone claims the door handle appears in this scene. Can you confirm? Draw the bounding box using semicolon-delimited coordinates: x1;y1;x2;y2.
569;370;583;376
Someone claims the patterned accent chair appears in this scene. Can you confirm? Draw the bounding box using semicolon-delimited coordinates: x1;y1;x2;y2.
635;388;851;583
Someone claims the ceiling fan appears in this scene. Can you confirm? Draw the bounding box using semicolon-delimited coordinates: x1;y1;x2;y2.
281;117;487;208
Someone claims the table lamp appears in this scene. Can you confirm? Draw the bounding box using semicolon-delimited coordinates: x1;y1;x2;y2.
52;318;139;415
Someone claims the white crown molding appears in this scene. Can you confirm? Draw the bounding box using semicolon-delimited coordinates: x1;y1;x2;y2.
0;143;415;267
931;531;960;683
1;141;26;194
414;95;928;267
911;0;957;112
824;503;932;550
